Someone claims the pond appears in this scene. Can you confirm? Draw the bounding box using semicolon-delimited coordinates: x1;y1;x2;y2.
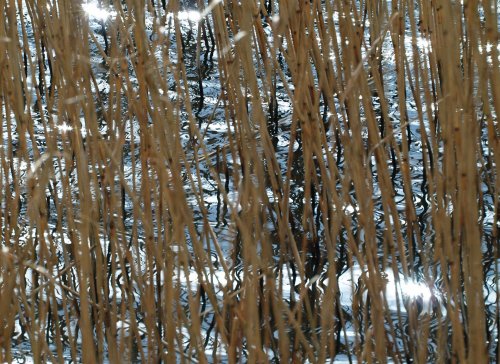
2;0;498;363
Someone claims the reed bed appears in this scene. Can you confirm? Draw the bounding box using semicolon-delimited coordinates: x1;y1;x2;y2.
0;0;498;362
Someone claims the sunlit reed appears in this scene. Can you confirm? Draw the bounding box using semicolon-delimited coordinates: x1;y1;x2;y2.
0;0;498;363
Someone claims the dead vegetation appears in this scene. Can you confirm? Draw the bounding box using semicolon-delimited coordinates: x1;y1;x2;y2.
0;0;498;362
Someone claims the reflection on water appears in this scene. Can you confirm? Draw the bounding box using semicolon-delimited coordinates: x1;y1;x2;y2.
55;122;73;134
175;10;202;23
82;1;117;21
6;0;498;363
332;263;447;321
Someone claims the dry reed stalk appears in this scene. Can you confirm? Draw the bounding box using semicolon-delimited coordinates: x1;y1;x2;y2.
0;0;497;362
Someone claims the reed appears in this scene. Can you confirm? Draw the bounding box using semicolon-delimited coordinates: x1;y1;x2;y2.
0;0;498;362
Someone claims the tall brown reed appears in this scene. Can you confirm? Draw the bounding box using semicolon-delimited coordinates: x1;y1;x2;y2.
0;0;497;363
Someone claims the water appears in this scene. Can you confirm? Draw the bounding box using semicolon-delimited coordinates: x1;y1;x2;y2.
4;0;498;362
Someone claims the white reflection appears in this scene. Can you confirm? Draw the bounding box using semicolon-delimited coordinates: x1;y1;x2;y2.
417;36;431;54
82;1;117;21
176;10;201;22
478;42;493;54
335;263;445;317
56;122;73;134
381;269;445;317
165;1;222;24
400;279;432;301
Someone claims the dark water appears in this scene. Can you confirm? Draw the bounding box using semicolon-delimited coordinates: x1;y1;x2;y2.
7;1;498;362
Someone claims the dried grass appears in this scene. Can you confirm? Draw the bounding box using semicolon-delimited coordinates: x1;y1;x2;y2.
0;0;498;362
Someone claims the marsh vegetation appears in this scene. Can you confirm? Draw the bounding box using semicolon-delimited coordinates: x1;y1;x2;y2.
0;0;498;362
